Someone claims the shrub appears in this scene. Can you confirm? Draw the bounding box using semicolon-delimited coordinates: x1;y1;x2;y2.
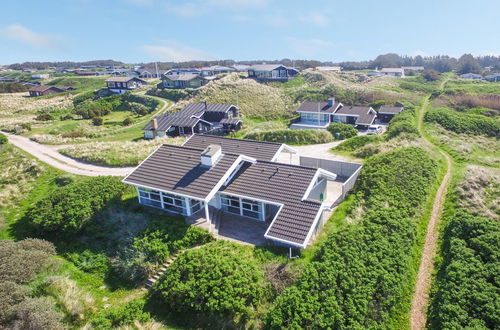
327;122;358;140
11;297;64;330
122;93;159;112
0;82;28;93
386;108;420;139
91;299;151;329
0;239;56;284
334;135;380;152
54;174;74;186
131;217;213;266
0;132;7;145
122;117;133;126
422;69;441;81
66;250;110;274
72;91;95;106
92;116;103;126
266;148;438;328
111;248;148;283
244;129;332;145
24;176;125;237
128;102;149;116
35;113;54;121
428;210;499;329
425;107;500;137
154;241;264;321
0;281;28;324
146;87;194;102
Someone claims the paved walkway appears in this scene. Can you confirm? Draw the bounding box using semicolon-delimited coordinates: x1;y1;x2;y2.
3;132;134;177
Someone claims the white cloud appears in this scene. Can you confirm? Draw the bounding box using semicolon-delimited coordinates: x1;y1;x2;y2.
286;37;335;58
140;41;217;62
166;2;203;17
0;24;60;49
265;11;289;26
299;12;331;27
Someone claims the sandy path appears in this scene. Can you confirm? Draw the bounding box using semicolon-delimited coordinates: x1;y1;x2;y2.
410;78;451;329
3;132;134;177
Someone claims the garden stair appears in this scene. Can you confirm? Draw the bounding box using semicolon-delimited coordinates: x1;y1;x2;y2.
144;245;205;290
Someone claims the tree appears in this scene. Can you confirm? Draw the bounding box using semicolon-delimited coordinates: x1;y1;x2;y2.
457;54;482;74
372;53;403;69
422;69;440;81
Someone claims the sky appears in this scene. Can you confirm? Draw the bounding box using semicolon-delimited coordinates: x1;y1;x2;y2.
0;0;499;65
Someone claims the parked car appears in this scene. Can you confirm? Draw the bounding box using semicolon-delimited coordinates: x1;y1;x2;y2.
367;125;383;135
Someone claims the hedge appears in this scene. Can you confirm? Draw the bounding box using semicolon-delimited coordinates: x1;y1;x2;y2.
428;210;499;329
244;129;332;145
266;147;438;328
425;107;500;137
334;135;380;152
386;108;420;139
25;177;125;237
327;122;358;140
154;241;265;322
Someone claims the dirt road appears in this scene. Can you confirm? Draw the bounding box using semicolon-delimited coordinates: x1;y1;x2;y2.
3;132;134;177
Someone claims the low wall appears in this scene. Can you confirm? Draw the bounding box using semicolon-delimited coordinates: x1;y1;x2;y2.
300;156;363;201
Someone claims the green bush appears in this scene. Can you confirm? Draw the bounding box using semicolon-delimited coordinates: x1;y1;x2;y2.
154;241;264;321
92;117;103;126
327;122;358;140
123;117;133;126
25;176;125;237
334;135;380;152
386;108;420;139
266;147;438;328
91;299;151;329
146;87;195;102
72;91;94;106
128;102;149;116
0;82;28;93
0;132;7;145
244;129;332;145
122;93;159;112
65;250;110;274
425;107;500;137
54;174;73;186
35;113;54;121
0;239;56;284
428;210;499;329
132;217;213;265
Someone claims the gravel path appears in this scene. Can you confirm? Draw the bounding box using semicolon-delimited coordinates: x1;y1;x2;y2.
410;78;451;330
3;132;134;177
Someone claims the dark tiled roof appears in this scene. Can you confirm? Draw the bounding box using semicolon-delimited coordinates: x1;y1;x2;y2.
219;118;242;124
163;73;202;81
29;85;63;92
221;161;322;245
143;103;235;131
123;145;239;199
379;106;404;114
335;106;376;125
296;100;341;114
106;76;146;83
183;134;282;161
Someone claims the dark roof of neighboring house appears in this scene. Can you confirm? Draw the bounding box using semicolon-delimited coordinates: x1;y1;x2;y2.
248;64;298;72
296;100;342;114
28;85;63;92
219;118;242;125
335;106;377;125
163;73;203;81
183;134;283;161
221;161;322;245
378;106;404;114
143;103;236;131
105;76;146;83
201;65;235;71
123;145;239;199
